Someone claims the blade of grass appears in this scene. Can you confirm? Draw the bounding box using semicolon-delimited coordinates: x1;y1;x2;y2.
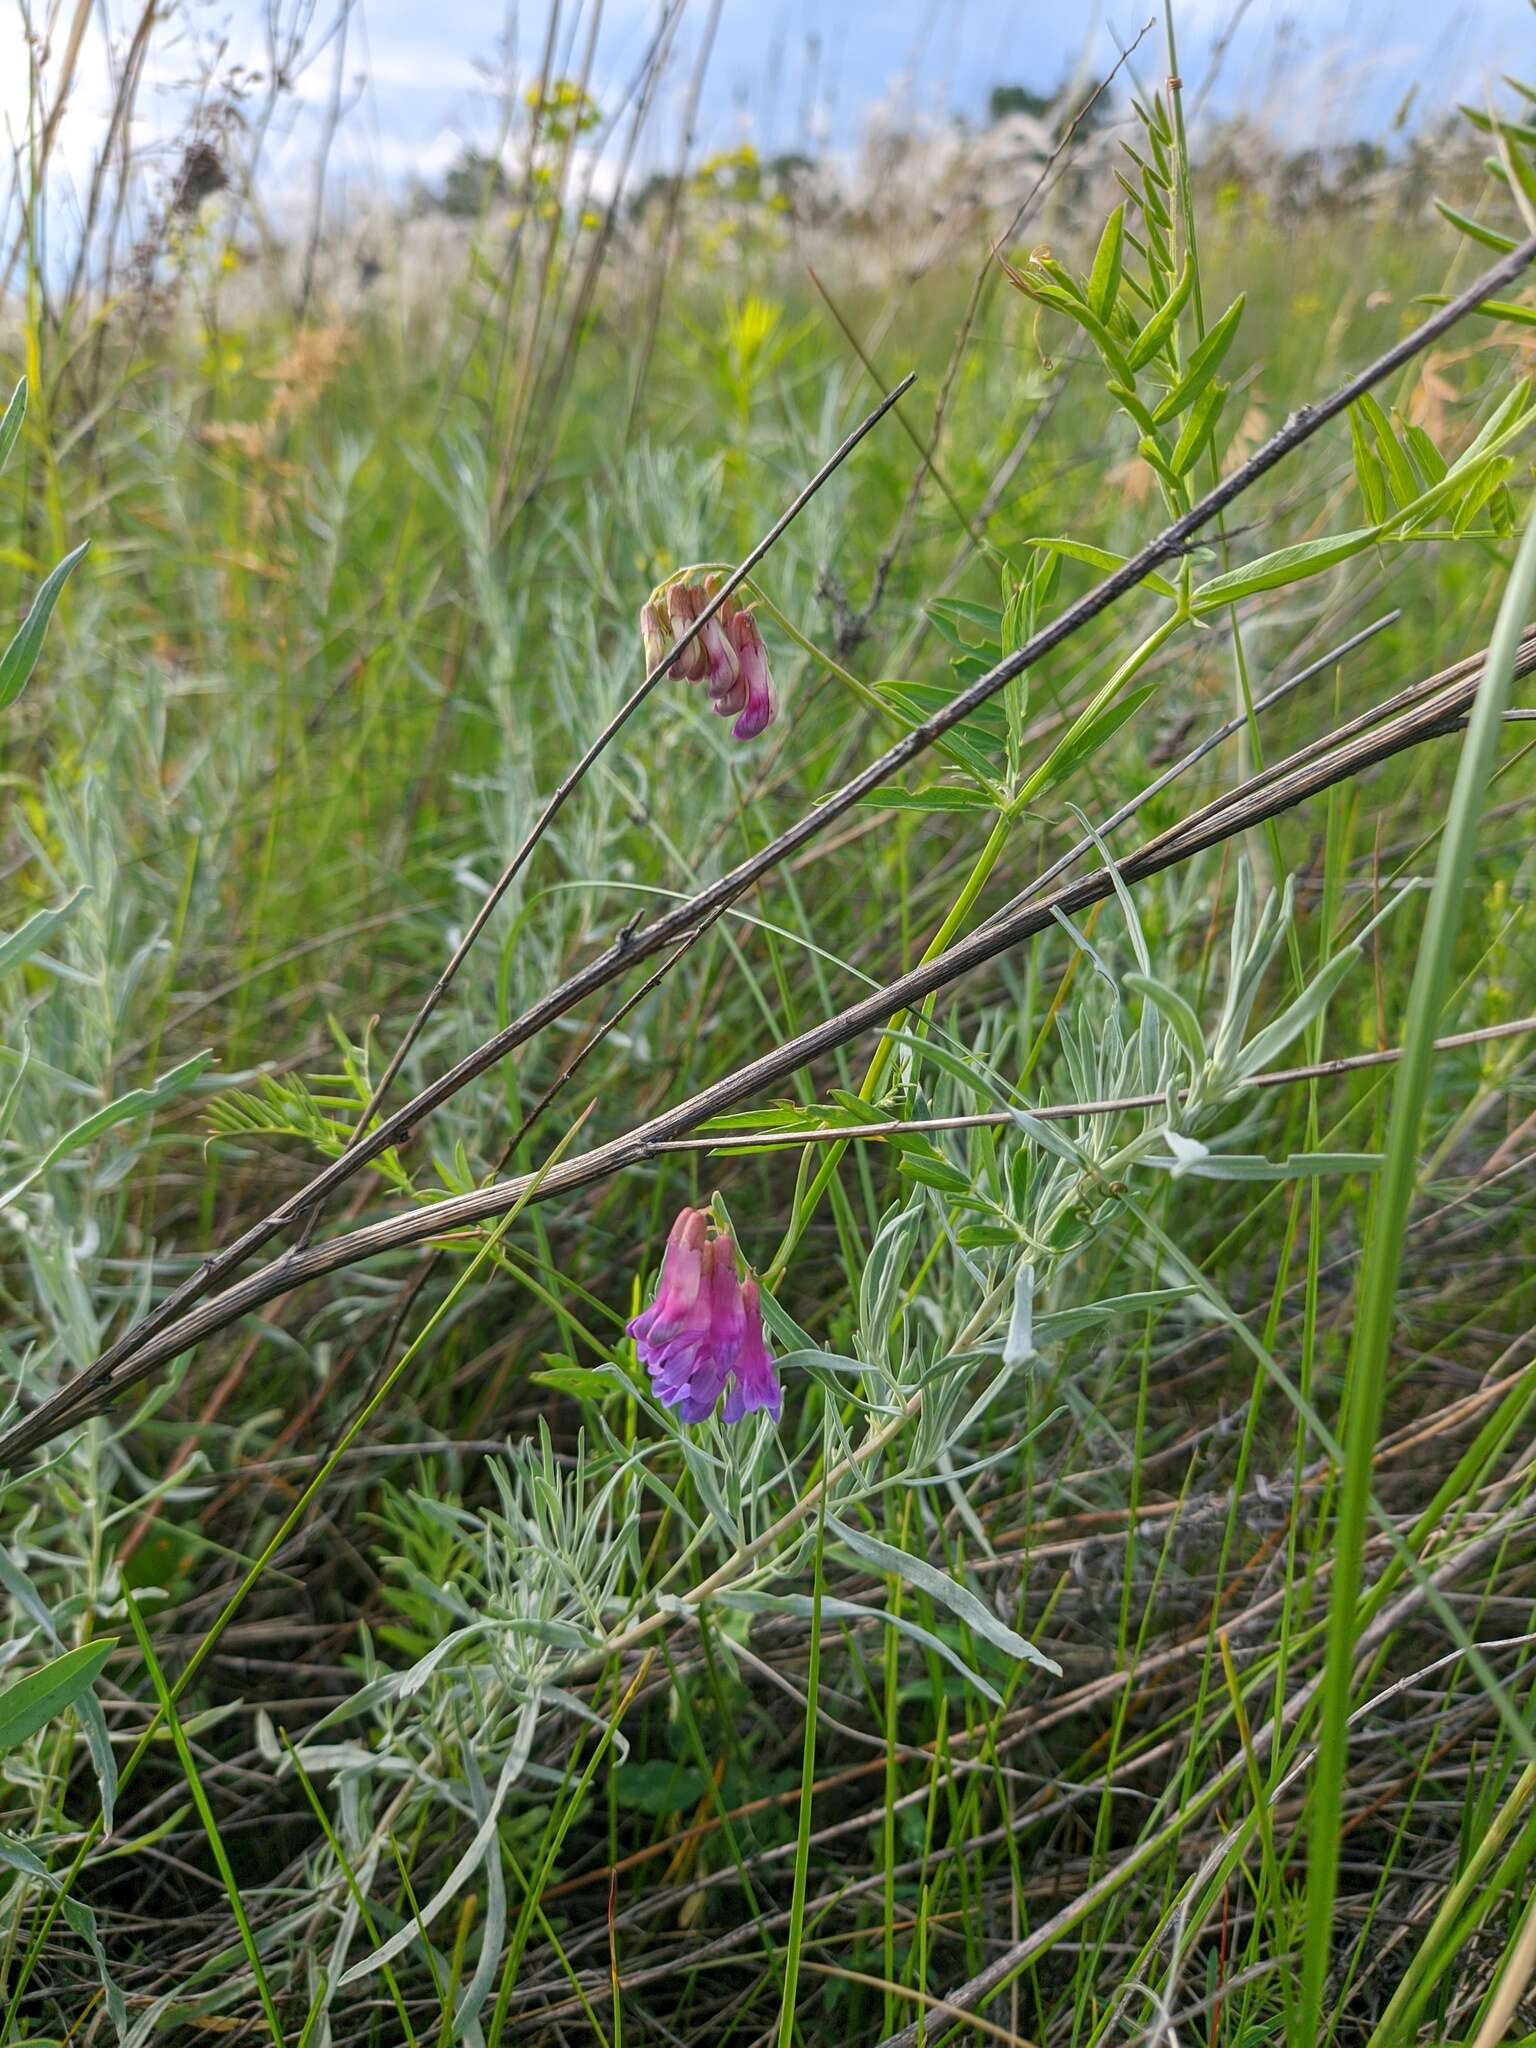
1301;498;1536;2038
776;1471;828;2048
124;1589;287;2046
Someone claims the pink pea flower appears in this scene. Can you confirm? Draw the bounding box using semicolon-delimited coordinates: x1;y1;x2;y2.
628;1207;783;1426
699;612;740;702
726;611;776;740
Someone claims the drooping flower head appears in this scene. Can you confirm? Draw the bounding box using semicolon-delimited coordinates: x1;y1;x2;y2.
640;577;779;742
628;1207;783;1426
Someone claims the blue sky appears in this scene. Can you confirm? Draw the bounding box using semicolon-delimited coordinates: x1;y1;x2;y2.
330;0;1522;185
5;0;1526;219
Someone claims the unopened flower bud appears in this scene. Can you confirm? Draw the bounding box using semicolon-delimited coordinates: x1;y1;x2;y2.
639;597;671;674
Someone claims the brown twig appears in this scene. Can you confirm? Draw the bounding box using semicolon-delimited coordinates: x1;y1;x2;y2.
645;1015;1536;1154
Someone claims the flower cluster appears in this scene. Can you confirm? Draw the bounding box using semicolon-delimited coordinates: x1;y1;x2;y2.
628;1207;783;1425
639;576;777;741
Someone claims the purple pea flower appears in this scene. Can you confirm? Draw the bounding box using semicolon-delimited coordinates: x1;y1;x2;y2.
726;610;776;740
723;1278;783;1423
699;613;741;702
628;1207;783;1426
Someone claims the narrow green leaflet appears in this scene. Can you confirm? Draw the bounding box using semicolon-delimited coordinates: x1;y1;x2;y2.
1349;408;1388;523
1401;419;1448;487
1453;456;1515;536
1032;683;1159;798
1126;254;1194;372
926;598;1003;637
1150;294;1245;423
0;887;88;982
1459;104;1536;148
895;1143;973;1194
828;1516;1060;1674
0;539;90;710
1136;434;1181;489
878;680;1006;785
530;1362;628;1401
0;1640;118;1754
1087;203;1126;321
1027;535;1178;600
0;1048;213;1207
1434;200;1518;253
1356;391;1419;506
860;785;999;813
1107;377;1161;436
1192;529;1376;611
878;680;1008;738
0;378;25;475
1428;295;1536;331
1169;380;1227;476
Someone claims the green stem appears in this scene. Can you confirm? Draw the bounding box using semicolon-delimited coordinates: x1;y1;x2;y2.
775;1477;827;2048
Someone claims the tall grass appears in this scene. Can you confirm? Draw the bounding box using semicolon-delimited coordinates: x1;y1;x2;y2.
3;8;1536;2043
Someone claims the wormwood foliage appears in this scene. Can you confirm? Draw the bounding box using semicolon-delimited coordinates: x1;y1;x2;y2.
2;27;1536;2048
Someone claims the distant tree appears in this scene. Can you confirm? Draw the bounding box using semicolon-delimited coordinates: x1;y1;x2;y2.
988;83;1054;124
987;80;1116;133
435;149;510;219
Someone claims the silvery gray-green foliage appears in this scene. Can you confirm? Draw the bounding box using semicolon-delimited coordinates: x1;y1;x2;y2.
0;381;89;713
799;854;1388;1469
0;376;142;2043
258;1424;643;2035
1;380;288;2040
